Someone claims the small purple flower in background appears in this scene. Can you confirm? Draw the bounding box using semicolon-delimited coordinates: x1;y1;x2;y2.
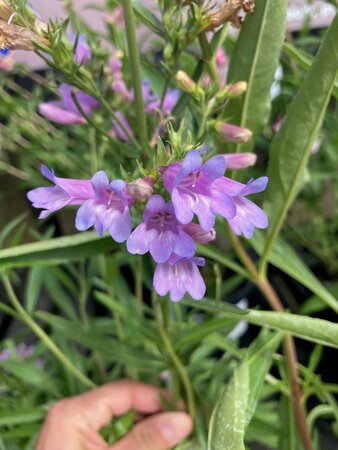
213;176;269;238
111;111;134;143
75;171;132;243
0;349;10;361
38;83;100;125
154;253;206;302
27;165;94;218
110;56;133;101
127;195;196;263
162;150;236;231
142;81;179;116
0;343;45;367
68;33;92;65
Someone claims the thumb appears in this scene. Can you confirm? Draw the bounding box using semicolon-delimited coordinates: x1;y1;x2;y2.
111;412;193;450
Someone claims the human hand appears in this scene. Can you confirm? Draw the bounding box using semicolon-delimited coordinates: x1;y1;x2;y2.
36;380;193;450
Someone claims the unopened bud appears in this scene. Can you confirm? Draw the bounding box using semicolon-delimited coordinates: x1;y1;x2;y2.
176;70;203;101
176;70;196;93
182;223;216;244
217;81;247;103
127;177;154;200
221;152;257;169
214;122;252;144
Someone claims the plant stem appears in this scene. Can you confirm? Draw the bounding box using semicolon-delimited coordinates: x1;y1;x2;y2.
1;273;95;389
121;0;149;148
227;231;314;450
153;293;195;418
198;32;220;89
135;257;144;316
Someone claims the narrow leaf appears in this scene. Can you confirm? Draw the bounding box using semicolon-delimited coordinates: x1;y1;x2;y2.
261;14;338;269
0;232;116;268
225;0;287;151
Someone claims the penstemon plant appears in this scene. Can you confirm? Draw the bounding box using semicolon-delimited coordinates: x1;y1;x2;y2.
0;1;338;449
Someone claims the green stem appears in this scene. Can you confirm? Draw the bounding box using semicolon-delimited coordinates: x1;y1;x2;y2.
121;0;149;148
135;257;144;316
153;293;195;418
70;92;120;150
1;274;95;389
198;33;220;89
99;97;142;151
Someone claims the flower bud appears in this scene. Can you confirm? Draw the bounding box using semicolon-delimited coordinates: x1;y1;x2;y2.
176;70;203;101
221;152;257;169
214;122;252;143
176;70;196;93
216;81;247;103
127;177;154;200
182;223;216;244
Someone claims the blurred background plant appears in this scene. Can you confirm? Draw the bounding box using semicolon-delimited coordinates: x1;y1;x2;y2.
0;1;337;449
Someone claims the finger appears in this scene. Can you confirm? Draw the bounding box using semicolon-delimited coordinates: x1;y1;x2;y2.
56;380;170;431
110;412;193;450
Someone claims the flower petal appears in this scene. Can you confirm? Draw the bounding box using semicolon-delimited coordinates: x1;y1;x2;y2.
39;102;84;125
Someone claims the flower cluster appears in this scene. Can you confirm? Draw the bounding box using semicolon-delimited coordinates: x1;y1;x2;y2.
28;150;268;302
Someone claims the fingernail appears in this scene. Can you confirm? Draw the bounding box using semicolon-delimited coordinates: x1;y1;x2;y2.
155;412;193;446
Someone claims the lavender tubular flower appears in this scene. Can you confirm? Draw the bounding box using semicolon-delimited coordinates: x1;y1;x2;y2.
27;165;94;218
38;84;100;125
111;111;134;143
213;176;269;238
162;150;236;231
68;33;92;64
215;122;253;143
127;195;196;263
75;171;132;243
154;254;206;302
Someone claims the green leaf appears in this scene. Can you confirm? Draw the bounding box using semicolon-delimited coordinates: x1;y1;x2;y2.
282;42;338;99
251;231;338;314
25;266;46;314
0;232;116;268
35;312;164;370
208;330;282;449
261;14;338;270
183;298;338;348
278;394;304;450
131;0;163;35
208;361;249;450
0;408;45;427
225;0;287;151
0;360;60;397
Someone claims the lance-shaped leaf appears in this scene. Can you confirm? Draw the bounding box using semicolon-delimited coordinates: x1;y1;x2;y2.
260;14;338;273
208;329;281;449
224;0;287;151
0;232;116;268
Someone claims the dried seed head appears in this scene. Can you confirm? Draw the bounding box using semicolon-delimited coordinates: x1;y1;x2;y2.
0;19;48;51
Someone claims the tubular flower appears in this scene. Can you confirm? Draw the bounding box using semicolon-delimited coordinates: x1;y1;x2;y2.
162;150;236;231
154;253;206;302
213;176;269;238
38;83;100;125
127;195;196;263
75;171;132;243
27;165;94;219
221;152;257;169
68;33;92;64
111;111;134;143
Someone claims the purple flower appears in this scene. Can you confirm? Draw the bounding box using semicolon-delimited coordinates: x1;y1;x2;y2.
213;176;269;238
154;253;206;302
0;349;10;361
68;33;92;64
27;165;94;219
162;150;236;231
111;111;134;143
38;83;100;125
75;171;132;243
127;195;196;263
142;81;179;116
